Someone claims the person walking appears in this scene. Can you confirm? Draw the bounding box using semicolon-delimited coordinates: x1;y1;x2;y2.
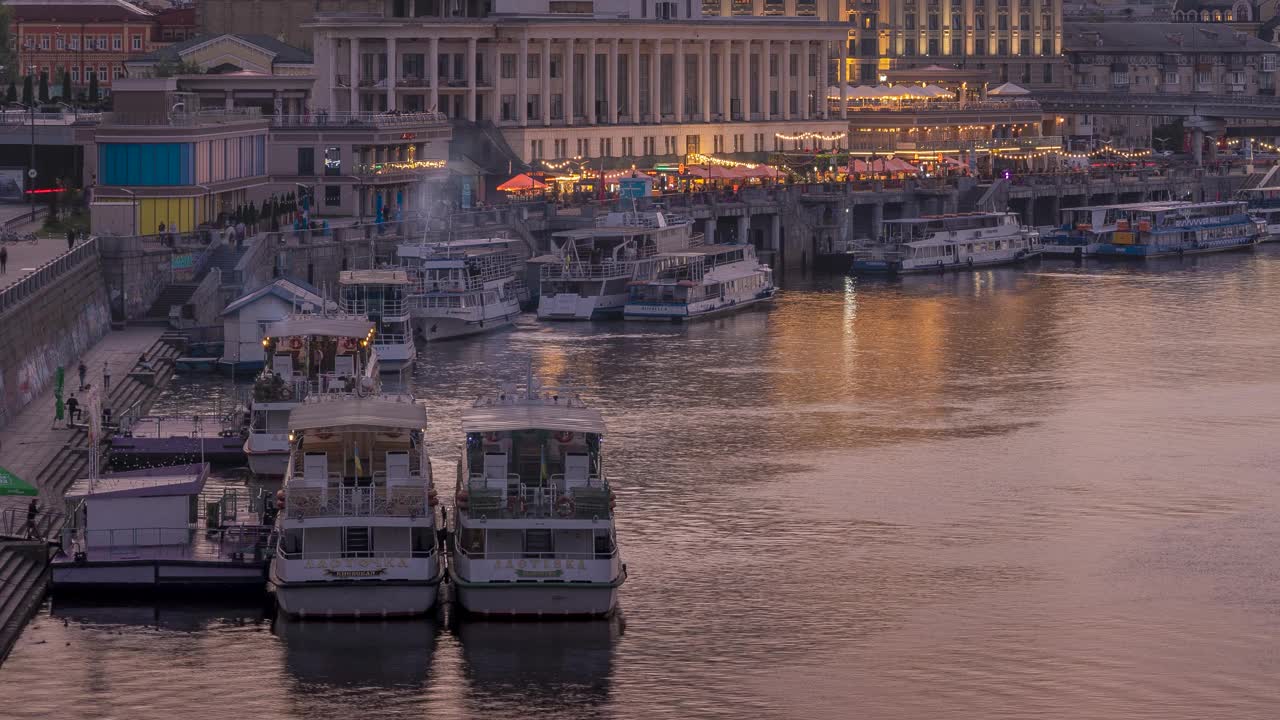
65;394;79;425
25;498;39;539
66;228;75;251
0;245;7;274
102;360;111;394
77;362;87;390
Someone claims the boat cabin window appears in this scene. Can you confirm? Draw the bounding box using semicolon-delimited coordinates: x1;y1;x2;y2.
466;430;600;491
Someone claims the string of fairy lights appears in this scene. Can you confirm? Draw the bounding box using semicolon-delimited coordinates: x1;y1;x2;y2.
774;131;849;142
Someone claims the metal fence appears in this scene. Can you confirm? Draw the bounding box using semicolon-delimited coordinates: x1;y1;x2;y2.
0;236;99;316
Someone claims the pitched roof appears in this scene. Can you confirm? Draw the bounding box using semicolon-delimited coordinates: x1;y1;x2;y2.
134;33;312;66
220;277;325;317
1063;21;1277;53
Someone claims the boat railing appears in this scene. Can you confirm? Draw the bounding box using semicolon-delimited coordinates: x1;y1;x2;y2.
275;548;436;560
340;297;409;317
373;332;411;347
284;483;432;518
252;376;310;403
456;547;619;561
60;524;272;560
462;476;611;520
540;260;637;280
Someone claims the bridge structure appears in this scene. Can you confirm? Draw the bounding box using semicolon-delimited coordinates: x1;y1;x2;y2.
1036;92;1280;165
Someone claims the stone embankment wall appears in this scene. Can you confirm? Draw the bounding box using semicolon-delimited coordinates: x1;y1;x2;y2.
0;259;110;429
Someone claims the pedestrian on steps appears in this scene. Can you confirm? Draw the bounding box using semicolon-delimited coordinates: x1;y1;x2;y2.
77;362;87;390
65;394;79;424
0;245;7;274
25;498;39;539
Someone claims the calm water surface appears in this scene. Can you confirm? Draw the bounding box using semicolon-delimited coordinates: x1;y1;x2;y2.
6;249;1280;719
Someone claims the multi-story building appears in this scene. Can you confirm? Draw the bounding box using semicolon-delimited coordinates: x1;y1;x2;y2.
198;0;383;51
308;0;851;166
1061;22;1279;149
11;0;169;99
88;78;269;235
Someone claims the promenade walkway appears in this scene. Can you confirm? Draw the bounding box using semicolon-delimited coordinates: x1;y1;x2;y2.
0;234;84;291
0;327;162;528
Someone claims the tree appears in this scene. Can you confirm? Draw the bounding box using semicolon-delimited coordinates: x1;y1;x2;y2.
21;74;32;105
38;71;48;103
5;82;14;103
60;70;71;101
0;7;15;86
88;73;99;102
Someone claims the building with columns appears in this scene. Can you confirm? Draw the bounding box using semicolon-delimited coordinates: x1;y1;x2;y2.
308;0;852;166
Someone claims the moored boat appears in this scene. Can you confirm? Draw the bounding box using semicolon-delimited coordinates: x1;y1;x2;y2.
1091;200;1264;258
450;375;625;617
397;241;523;341
1235;185;1280;242
245;315;377;477
852;212;1041;273
623;243;774;321
338;270;416;372
270;394;443;618
537;209;697;320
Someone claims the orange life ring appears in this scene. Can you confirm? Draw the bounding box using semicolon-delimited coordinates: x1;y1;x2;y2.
275;489;286;510
456;490;469;508
554;431;574;443
484;432;500;443
289;337;303;350
556;495;575;518
507;495;525;515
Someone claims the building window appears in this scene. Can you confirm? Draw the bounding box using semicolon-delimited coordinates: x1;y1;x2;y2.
529;93;541;119
114;66;124;80
500;94;515;120
1041;13;1052;29
56;36;65;50
951;13;963;29
1041;38;1052;55
550;56;561;78
528;54;540;78
324;185;341;207
975;15;985;30
928;13;939;30
324;146;341;175
1196;70;1211;85
99;65;108;81
298;147;315;175
1019;39;1031;56
112;35;122;51
132;35;142;51
997;39;1008;56
1043;63;1052;83
928;39;939;56
951;38;963;55
69;36;79;51
500;53;516;79
71;68;79;82
98;35;108;50
1264;55;1277;72
1019;13;1030;30
998;14;1008;30
1164;71;1179;85
551;93;563;119
905;13;916;29
1112;71;1129;87
974;38;987;56
904;38;917;56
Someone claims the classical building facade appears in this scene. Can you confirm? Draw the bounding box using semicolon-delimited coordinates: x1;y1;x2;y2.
308;0;851;165
198;0;384;51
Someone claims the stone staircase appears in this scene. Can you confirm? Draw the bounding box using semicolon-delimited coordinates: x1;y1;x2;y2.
0;334;184;664
141;283;199;326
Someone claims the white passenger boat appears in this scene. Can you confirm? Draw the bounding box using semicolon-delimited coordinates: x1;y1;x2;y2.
244;315;377;477
451;375;625;617
1091;200;1264;258
338;270;416;372
270;395;443;617
1236;186;1280;242
537;209;697;320
1042;202;1191;258
623;243;775;321
851;212;1041;273
397;241;523;341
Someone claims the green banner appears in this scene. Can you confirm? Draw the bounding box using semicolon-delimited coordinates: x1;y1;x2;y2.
0;467;37;496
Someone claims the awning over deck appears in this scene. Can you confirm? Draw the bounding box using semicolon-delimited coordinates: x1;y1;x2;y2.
264;317;374;340
289;397;428;431
462;403;605;435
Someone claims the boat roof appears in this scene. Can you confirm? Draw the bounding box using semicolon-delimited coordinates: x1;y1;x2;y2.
1238;185;1280;194
462;401;605;435
396;240;512;259
67;464;209;500
289;396;427;431
339;269;410;286
1064;201;1191;212
264;316;374;339
884;212;1017;225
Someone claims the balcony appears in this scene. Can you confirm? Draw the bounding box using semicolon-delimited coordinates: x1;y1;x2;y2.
352;158;448;179
104;107;264;127
270;110;447;130
284;483;431;519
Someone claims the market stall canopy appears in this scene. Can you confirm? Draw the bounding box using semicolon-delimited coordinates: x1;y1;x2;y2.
496;173;548;191
901;85;933;98
989;82;1031;96
923;84;953;97
846;85;877;99
0;466;37;496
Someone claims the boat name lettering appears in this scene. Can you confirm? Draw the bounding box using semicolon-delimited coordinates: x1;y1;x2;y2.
492;558;588;571
323;568;388;578
304;557;411;570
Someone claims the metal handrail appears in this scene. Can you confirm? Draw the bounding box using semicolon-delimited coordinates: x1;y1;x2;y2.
62;524;271;559
457;548;619;560
0;236;100;316
275;548;436;560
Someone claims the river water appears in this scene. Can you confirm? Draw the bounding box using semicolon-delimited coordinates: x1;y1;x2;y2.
6;248;1280;720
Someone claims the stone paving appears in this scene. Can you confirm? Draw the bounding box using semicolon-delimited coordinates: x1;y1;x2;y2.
0;327;163;524
0;233;86;291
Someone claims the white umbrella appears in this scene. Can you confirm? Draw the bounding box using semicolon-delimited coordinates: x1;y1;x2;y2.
989;82;1031;96
826;85;844;98
902;86;932;98
846;85;875;99
872;84;899;98
923;84;952;98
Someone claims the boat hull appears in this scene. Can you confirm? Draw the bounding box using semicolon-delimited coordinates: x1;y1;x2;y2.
412;313;518;341
852;250;1040;274
270;569;443;618
537;292;626;320
1093;236;1260;258
450;569;624;617
52;558;267;593
624;291;775;322
245;443;290;477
